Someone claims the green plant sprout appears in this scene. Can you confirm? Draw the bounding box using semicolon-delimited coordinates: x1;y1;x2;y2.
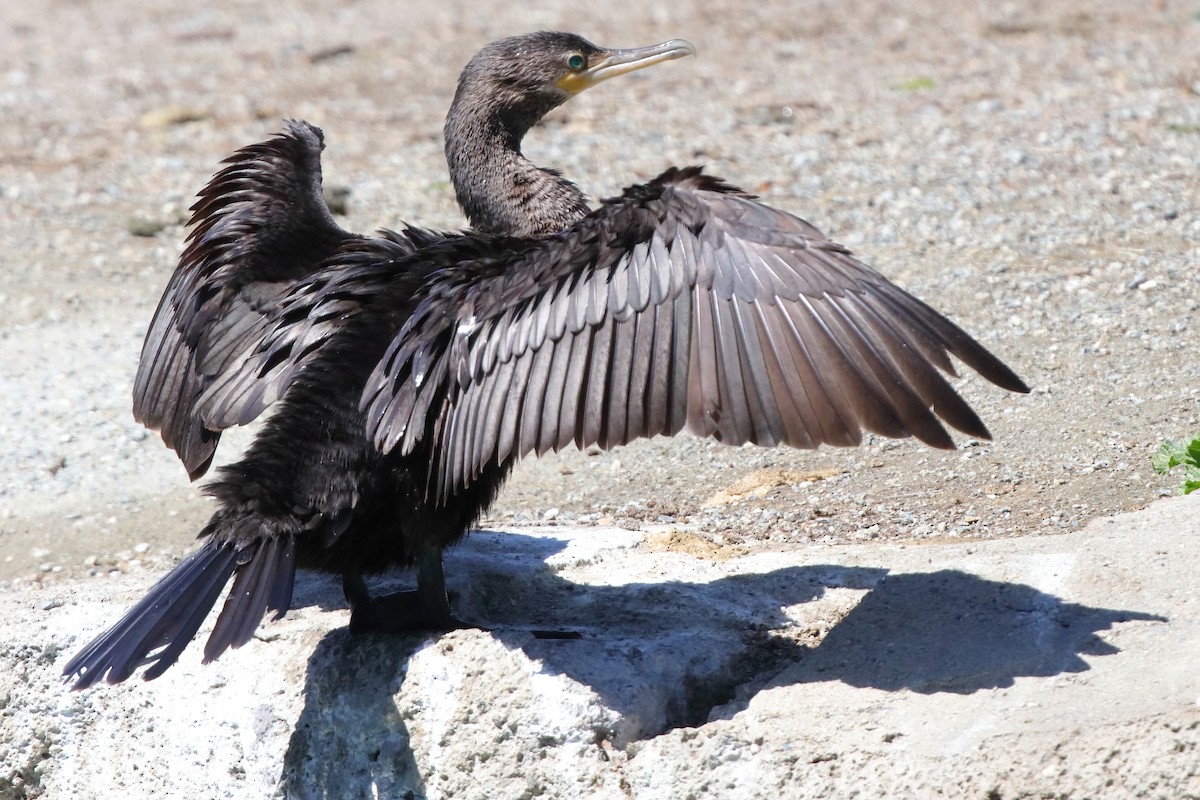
1152;433;1200;494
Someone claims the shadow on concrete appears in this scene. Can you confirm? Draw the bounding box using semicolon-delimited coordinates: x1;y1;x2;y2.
784;568;1164;694
279;530;1164;799
281;633;428;800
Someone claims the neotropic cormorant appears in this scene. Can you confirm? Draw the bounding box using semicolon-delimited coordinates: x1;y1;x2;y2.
64;32;1029;689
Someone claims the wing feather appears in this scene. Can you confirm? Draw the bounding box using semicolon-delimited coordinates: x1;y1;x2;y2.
538;323;575;455
602;313;636;449
748;300;820;448
496;344;537;465
557;328;592;451
579;314;614;447
478;352;517;468
709;290;754;443
518;341;555;457
133;121;362;478
730;297;786;445
361;167;1028;500
641;293;674;437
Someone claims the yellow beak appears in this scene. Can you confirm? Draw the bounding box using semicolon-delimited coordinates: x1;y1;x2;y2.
556;39;696;95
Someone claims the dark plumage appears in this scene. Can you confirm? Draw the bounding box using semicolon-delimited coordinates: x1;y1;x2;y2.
64;32;1028;690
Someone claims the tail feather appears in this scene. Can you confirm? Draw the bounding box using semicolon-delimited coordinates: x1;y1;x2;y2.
270;537;298;620
63;540;239;689
139;549;242;682
204;534;295;662
63;533;297;690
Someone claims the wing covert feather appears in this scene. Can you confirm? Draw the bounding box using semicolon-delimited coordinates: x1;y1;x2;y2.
133;121;358;478
362;167;1028;501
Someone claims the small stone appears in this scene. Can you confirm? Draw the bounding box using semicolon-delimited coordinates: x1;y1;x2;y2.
139;105;209;128
308;44;355;64
127;216;168;237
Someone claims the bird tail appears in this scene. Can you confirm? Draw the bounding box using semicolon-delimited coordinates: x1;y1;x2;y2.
62;531;296;690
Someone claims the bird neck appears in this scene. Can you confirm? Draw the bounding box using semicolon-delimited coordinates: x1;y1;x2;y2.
443;101;590;239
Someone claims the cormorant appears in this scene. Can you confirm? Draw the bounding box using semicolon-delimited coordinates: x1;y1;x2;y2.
63;32;1029;689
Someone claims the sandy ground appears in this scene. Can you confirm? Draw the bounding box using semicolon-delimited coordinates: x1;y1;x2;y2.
1;0;1198;796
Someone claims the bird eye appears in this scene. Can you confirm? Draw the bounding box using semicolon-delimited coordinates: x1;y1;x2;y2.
567;53;586;70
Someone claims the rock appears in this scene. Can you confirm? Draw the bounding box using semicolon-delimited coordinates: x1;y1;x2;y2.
2;499;1198;799
137;105;209;129
125;216;168;238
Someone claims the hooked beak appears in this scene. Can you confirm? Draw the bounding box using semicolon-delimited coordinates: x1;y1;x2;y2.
556;39;696;95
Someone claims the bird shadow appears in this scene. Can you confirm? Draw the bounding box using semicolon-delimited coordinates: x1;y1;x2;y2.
279;529;1164;799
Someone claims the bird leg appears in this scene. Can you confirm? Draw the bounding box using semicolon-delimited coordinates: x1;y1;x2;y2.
342;550;473;635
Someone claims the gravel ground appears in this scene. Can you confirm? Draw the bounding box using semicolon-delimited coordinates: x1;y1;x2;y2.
0;0;1198;795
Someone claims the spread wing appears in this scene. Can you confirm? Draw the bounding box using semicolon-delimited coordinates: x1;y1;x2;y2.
133;120;360;479
362;167;1029;500
192;225;452;431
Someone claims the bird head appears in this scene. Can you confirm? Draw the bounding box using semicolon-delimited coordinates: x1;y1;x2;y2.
452;31;696;134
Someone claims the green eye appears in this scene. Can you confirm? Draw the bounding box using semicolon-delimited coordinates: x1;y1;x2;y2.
567;54;585;70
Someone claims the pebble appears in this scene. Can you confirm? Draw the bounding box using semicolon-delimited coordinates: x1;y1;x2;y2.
126;216;168;237
138;105;209;128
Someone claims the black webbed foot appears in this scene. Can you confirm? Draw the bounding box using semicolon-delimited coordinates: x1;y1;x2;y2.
342;551;479;635
344;585;473;634
341;552;583;639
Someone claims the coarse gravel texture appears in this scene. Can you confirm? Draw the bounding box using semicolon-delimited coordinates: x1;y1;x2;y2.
0;0;1198;796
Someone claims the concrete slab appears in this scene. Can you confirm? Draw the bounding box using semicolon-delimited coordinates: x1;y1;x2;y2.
3;494;1196;798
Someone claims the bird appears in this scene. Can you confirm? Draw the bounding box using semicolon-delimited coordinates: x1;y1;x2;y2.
63;31;1029;690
